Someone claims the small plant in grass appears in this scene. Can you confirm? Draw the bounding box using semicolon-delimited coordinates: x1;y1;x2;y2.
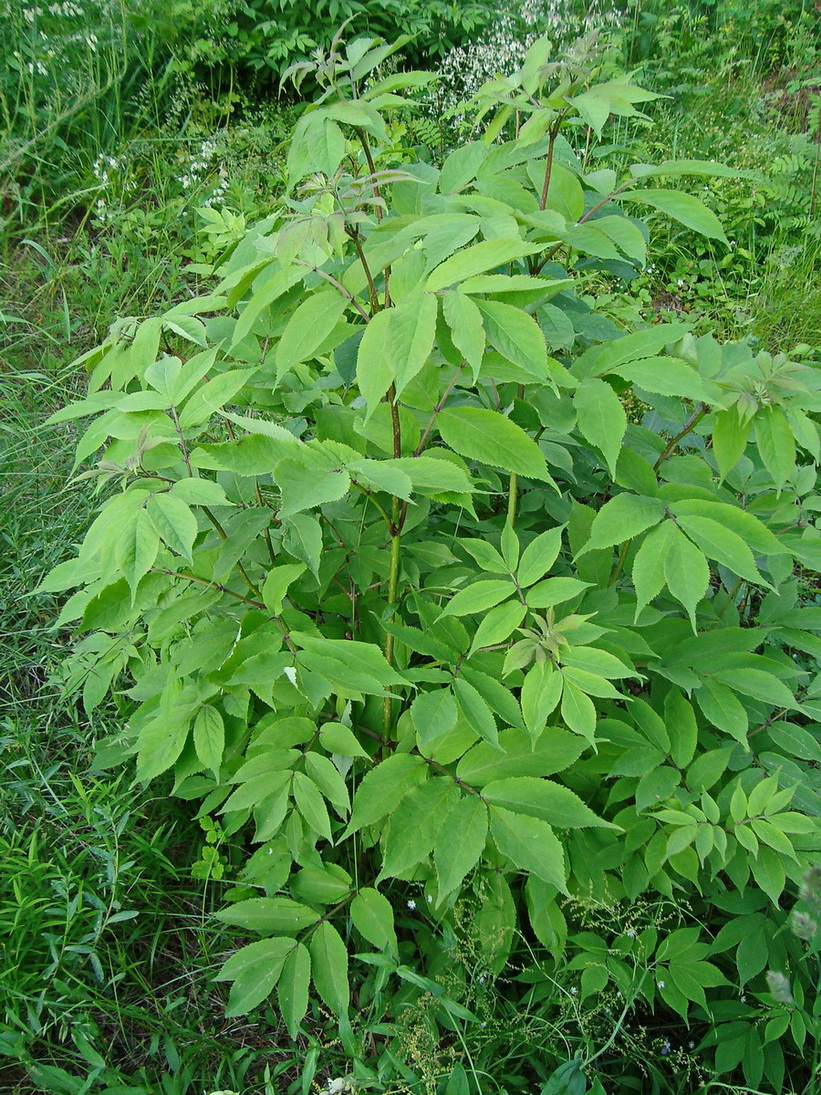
43;30;821;1094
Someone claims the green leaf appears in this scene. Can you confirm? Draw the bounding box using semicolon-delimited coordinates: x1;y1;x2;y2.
568;81;662;136
457;727;585;786
560;680;597;745
712;668;798;710
712;407;751;479
460;538;508;574
410;689;458;750
346;755;428;835
594;215;647;264
319;722;370;759
453;677;499;748
439;141;488;193
170;477;233;507
621;189;729;245
351;888;397;952
193;706;224;779
262;564;307;615
677;515;767;586
178;368;256;429
307;116;347;177
304;753;350;817
434;796;488;895
695;679;749;746
275;291;349;381
283;513;323;577
275;454;352;517
425;239;541;292
349;459;413;500
136;708;191;783
490;806;567;891
517;526;564;587
442;291;486;379
469;599;526;655
580;493;664;554
116;508;160;601
474;299;548;374
277;942;311;1038
461;666;525;731
614;357;709;400
561;646;636;680
668;500;787;556
391;292;439;395
309;921;350;1015
215;897;320;933
665;690;698;768
521;662;563;738
292;771;332;841
576;323;690;377
483;776;614;828
440;578;516;618
388;456;475;496
664;525;710;628
630;159;749;180
379;778;461;879
525;577;590;609
221;770;292;815
217;937;295;1017
438;407;552;481
356;309;395;414
573;377;627;478
755;405;795;492
749;845;786;905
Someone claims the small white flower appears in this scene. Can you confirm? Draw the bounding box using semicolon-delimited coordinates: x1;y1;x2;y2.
658;980;666;989
406;899;416;910
570;987;577;995
326;1079;348;1095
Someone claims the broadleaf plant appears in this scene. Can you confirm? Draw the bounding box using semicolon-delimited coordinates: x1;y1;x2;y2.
43;33;821;1091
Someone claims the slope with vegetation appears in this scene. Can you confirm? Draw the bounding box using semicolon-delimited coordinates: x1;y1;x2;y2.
1;3;820;1094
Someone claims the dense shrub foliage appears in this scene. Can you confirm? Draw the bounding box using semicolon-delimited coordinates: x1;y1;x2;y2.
36;30;821;1095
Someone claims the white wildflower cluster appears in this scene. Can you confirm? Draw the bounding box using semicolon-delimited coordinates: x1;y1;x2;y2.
178;136;228;205
47;1;84;15
324;1078;352;1095
91;151;123;226
436;0;621;117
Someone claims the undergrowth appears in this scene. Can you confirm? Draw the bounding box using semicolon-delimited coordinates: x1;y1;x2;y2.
2;3;821;1093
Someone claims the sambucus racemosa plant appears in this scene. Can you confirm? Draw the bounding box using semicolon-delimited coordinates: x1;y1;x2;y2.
43;32;821;1091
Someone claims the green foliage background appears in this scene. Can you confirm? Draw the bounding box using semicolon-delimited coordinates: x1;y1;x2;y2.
2;3;821;1094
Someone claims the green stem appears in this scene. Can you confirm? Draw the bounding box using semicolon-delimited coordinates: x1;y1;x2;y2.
381;385;404;739
653;403;709;471
293;259;371;322
351;482;393;529
508;474;519;527
353;126;383;222
716;575;743;618
151;567;264;609
532;176;643;275
538;119;562;211
349;228;381;314
382;503;402;741
202;505;261;597
609;539;631;586
507;382;525;525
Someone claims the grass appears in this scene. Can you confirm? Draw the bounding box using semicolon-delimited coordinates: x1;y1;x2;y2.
2;3;820;1091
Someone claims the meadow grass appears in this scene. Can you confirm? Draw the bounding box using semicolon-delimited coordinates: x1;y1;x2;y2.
1;3;820;1091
